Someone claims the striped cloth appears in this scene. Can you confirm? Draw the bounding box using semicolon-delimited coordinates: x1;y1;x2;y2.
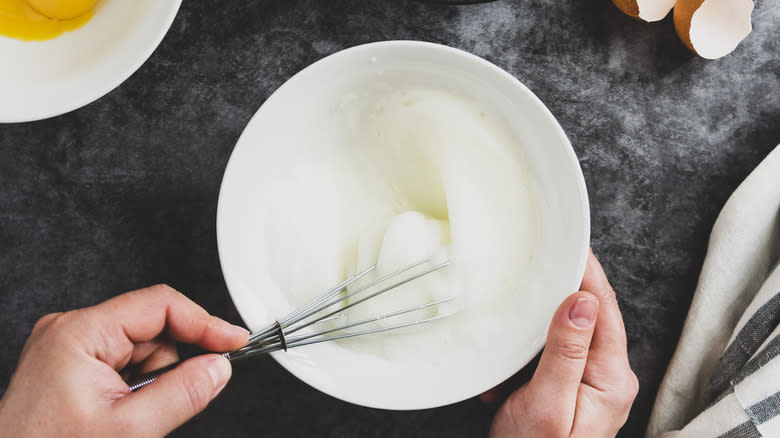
646;144;780;438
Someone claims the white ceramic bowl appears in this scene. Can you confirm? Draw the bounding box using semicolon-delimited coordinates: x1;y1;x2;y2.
0;0;181;123
217;41;590;410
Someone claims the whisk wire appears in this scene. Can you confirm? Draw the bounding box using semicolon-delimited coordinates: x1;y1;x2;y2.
229;259;451;361
284;296;455;344
128;257;454;391
246;258;440;348
281;260;449;338
228;309;455;361
247;264;376;344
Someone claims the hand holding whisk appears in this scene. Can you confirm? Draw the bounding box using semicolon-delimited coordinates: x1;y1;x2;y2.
127;258;453;391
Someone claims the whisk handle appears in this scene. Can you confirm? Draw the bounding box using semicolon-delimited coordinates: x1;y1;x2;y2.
126;352;231;392
126;362;180;391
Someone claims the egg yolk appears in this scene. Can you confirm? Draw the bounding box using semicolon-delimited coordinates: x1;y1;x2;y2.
0;0;97;41
25;0;96;19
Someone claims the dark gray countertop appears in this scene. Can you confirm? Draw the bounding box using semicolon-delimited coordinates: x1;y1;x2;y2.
1;1;778;436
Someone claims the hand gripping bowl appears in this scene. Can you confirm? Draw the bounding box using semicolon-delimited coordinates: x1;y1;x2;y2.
217;41;590;410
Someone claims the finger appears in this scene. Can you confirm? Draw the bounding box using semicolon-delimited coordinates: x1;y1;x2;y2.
30;312;63;336
128;339;168;365
81;285;249;369
113;354;231;436
95;284;250;347
524;291;599;433
136;340;180;374
479;387;503;404
580;249;628;358
117;339;180;381
580;250;633;390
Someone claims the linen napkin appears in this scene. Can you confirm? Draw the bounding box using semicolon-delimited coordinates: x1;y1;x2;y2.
646;144;780;438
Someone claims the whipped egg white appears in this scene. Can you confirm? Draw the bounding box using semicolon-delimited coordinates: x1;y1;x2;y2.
261;86;538;358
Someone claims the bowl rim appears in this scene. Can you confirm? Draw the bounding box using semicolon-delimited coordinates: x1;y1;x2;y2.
0;0;182;124
217;40;591;410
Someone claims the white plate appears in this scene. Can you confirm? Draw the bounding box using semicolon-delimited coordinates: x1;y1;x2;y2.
217;41;590;410
0;0;181;123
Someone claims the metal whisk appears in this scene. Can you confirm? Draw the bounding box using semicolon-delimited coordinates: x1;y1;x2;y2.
127;258;452;391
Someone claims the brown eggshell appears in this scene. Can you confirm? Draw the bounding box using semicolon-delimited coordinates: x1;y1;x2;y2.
612;0;675;22
611;0;641;19
674;0;754;59
673;0;705;53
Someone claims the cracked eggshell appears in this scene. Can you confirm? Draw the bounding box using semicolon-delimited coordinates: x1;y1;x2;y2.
674;0;754;59
611;0;675;22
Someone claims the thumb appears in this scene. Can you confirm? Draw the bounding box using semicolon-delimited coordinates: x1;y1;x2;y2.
526;292;599;432
114;354;231;436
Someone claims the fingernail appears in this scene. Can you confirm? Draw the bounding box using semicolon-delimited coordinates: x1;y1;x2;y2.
226;324;250;338
214;317;250;337
206;355;232;396
569;297;598;328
